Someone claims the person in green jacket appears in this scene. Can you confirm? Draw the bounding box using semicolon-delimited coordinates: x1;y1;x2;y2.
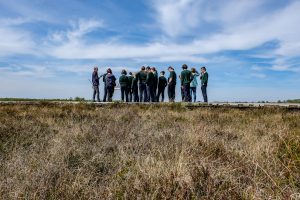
136;66;148;102
128;72;134;102
180;64;193;102
119;69;129;102
200;66;209;103
168;66;177;102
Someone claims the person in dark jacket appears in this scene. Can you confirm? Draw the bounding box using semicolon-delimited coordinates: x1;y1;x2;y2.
200;66;209;103
119;69;129;102
128;72;134;102
153;67;158;97
136;66;148;102
156;71;168;102
146;66;156;102
132;73;139;102
92;67;100;102
105;68;116;102
168;66;177;102
180;64;193;102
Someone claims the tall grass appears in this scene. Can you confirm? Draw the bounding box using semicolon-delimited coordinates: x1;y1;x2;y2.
0;104;299;199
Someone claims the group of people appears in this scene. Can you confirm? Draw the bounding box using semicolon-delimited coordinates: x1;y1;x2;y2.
92;64;208;103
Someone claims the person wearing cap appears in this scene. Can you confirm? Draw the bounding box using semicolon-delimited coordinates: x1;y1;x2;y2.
180;64;192;102
156;71;168;102
146;66;156;102
128;72;134;102
200;66;209;103
119;69;129;102
167;66;177;102
136;66;148;102
92;66;100;102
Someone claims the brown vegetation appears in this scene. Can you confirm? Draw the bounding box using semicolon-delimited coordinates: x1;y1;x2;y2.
0;103;299;199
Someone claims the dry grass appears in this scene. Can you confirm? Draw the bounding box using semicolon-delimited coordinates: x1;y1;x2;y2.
0;103;299;199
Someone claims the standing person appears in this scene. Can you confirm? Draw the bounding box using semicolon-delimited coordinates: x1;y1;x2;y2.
136;66;148;102
179;75;185;101
100;72;107;102
105;68;116;102
132;73;139;102
92;67;100;102
190;68;200;102
119;69;129;102
146;67;156;102
168;66;177;102
128;72;134;102
153;67;158;97
200;66;209;103
180;64;192;102
156;71;168;102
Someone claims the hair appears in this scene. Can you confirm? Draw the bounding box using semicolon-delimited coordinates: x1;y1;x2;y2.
182;64;188;69
168;66;174;70
129;72;132;75
146;66;151;70
107;68;112;74
191;68;196;73
152;67;156;71
160;71;165;75
141;66;145;70
201;66;207;71
121;69;127;75
94;67;98;71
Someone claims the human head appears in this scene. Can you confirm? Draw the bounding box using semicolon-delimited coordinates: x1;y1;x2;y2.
141;66;145;71
168;66;174;71
160;71;165;76
146;66;151;71
107;68;112;74
94;66;98;72
121;69;127;75
201;66;206;73
182;64;188;70
152;67;156;72
129;72;132;76
191;68;196;73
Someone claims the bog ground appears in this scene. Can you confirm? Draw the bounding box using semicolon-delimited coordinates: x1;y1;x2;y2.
0;103;299;199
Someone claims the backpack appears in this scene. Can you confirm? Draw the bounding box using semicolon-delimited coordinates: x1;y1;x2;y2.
106;74;116;87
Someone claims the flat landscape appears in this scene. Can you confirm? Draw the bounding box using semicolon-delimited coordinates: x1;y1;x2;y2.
0;103;299;199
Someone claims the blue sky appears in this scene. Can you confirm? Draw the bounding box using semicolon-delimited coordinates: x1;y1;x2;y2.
0;0;300;101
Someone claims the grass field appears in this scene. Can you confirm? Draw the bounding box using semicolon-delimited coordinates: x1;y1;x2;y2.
0;103;299;199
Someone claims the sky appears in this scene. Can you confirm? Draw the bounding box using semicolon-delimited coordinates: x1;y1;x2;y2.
0;0;300;102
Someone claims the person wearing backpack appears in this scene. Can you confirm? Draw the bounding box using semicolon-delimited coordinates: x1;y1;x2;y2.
190;68;200;102
119;69;129;102
105;68;116;102
156;71;168;102
136;66;148;102
128;72;134;102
